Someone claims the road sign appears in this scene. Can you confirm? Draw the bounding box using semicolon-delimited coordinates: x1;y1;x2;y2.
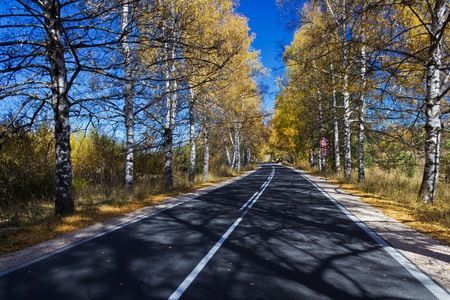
320;137;331;148
320;147;331;158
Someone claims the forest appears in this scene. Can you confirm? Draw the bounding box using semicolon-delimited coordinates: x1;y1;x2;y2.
0;0;267;227
271;0;450;237
1;0;449;246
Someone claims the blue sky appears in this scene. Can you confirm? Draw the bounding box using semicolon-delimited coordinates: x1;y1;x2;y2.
235;0;296;111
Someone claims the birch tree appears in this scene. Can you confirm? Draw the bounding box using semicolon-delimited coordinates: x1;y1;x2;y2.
121;0;135;198
412;1;450;203
0;1;105;214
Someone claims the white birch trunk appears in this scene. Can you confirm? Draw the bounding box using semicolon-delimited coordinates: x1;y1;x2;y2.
342;52;352;180
234;126;241;171
122;1;134;198
164;84;177;190
318;90;325;171
327;0;351;179
223;132;232;166
203;123;209;182
164;3;177;190
331;64;341;175
230;131;236;170
418;1;448;204
43;0;74;214
189;86;196;184
358;43;367;183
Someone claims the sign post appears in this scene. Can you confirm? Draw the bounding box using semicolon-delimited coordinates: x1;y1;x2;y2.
320;138;331;182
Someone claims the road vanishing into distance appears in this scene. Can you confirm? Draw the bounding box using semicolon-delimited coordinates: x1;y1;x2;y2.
0;164;449;300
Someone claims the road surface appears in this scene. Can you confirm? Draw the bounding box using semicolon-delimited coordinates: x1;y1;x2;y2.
0;164;448;299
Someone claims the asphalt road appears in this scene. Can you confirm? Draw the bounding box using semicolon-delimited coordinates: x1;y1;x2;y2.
0;164;448;300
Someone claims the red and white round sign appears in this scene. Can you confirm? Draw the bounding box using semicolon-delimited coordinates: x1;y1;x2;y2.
320;147;331;158
320;137;331;148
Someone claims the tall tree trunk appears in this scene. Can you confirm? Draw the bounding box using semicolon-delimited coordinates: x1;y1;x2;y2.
313;61;326;171
53;100;73;214
331;63;341;175
234;126;241;171
164;82;177;190
418;1;447;204
326;0;351;179
122;1;134;198
203;123;209;182
164;4;177;190
44;0;74;214
342;52;352;180
223;132;232;166
358;43;367;183
230;131;236;170
164;126;174;190
318;90;325;170
189;86;196;184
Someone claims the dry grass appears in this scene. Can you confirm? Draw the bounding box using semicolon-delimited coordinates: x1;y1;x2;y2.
300;163;450;246
0;166;252;256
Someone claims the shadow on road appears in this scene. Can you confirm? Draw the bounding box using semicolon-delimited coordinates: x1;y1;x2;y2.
0;165;439;300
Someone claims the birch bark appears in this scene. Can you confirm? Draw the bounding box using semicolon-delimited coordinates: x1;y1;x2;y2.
163;3;177;190
357;43;367;183
325;0;351;179
234;125;241;171
341;12;352;180
122;0;134;198
203;122;209;182
223;132;232;166
164;82;177;190
230;130;236;170
418;1;448;204
342;68;352;180
189;86;196;184
331;63;341;175
246;148;251;165
42;0;74;214
318;90;325;171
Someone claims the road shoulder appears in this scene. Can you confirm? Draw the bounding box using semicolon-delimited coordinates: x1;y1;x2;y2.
293;167;450;293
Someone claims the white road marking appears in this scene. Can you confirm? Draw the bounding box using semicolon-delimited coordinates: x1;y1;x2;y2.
169;166;275;300
240;191;258;210
295;168;450;300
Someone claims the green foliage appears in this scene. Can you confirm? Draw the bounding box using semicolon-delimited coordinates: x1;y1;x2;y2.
367;138;417;178
0;124;55;210
173;145;190;174
71;129;125;187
